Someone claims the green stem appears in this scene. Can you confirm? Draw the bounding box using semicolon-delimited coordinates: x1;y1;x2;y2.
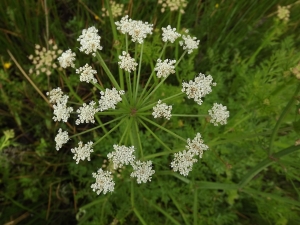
140;116;186;142
96;51;120;90
60;71;83;103
239;145;300;189
70;115;125;139
193;185;198;225
131;181;147;225
93;117;126;146
139;119;173;152
134;43;144;101
268;82;300;156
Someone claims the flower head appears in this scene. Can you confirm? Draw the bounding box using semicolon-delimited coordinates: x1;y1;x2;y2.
161;25;181;43
182;73;216;105
52;96;73;122
58;49;76;68
152;100;172;120
55;128;70;150
77;26;103;57
154;59;176;78
98;88;125;111
118;51;138;73
208;103;229;126
179;30;200;54
115;16;153;43
46;87;64;104
91;168;115;195
171;150;197;176
186;133;209;158
71;141;94;164
76;64;97;83
130;160;155;184
76;101;99;125
107;144;136;169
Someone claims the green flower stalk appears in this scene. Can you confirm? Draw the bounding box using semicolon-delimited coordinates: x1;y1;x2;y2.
48;15;229;195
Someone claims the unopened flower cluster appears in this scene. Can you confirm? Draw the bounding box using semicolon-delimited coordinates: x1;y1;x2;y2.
158;0;188;14
28;39;63;76
277;5;291;22
102;0;124;18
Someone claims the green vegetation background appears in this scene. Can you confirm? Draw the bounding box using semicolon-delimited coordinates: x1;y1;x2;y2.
0;0;300;224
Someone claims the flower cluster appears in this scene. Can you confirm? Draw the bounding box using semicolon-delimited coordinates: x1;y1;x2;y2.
115;15;153;43
162;25;181;43
76;101;99;125
48;16;230;196
47;88;73;123
277;5;291;22
118;51;138;73
98;88;125;111
77;26;103;56
71;141;94;164
91;169;115;195
152;100;172;120
102;0;124;18
55;128;70;150
91;145;155;195
76;64;97;83
28;39;63;76
154;59;176;78
179;30;200;54
158;0;188;14
208;103;230;126
182;73;216;105
171;133;208;176
58;49;76;68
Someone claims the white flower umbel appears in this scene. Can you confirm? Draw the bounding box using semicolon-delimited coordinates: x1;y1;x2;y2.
71;141;93;164
154;59;176;78
208;103;230;126
186;133;209;158
76;64;97;83
118;51;138;73
128;20;153;44
91;168;115;195
182;73;216;105
130;160;155;184
171;150;197;176
52;97;73;122
115;15;132;34
115;16;153;44
57;49;76;68
75;101;99;125
179;30;200;54
152;100;172;120
46;87;64;104
98;88;125;111
161;25;181;43
55;128;70;150
77;26;103;57
107;144;136;169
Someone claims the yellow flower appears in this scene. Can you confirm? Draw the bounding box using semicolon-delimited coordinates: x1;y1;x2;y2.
3;62;12;69
215;3;219;8
94;15;99;20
